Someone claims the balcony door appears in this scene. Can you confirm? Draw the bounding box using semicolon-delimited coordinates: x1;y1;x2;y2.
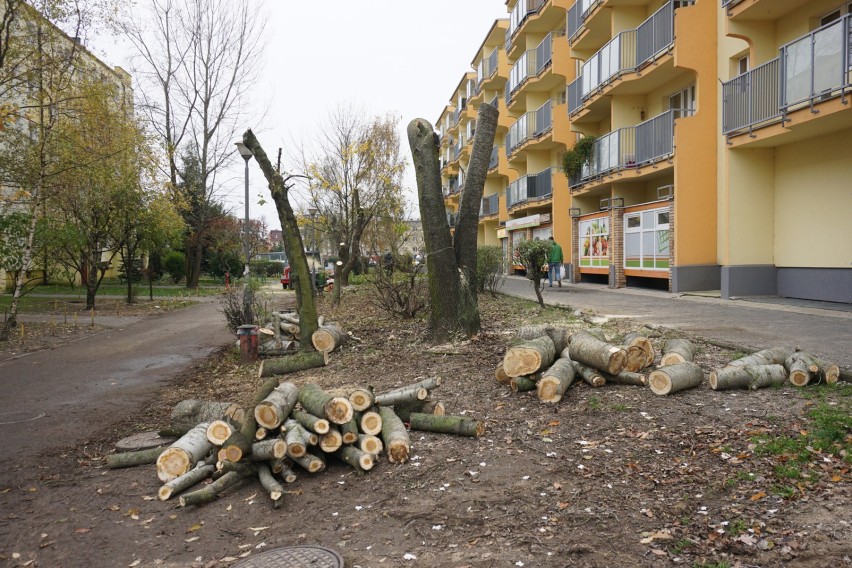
668;84;696;119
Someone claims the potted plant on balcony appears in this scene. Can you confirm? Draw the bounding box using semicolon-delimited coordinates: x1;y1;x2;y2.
562;135;597;178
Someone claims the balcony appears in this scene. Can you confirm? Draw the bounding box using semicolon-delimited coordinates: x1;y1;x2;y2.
506;0;548;52
570;110;677;189
566;0;602;44
488;146;499;171
476;49;499;93
447;211;459;228
480;193;500;217
722;15;852;138
443;176;460;198
507;33;554;101
507;168;553;208
506;101;553;155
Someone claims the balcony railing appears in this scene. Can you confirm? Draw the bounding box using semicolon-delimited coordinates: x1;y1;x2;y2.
488;146;499;170
508;33;554;96
721;0;744;8
506;0;548;51
452;143;460;160
576;1;676;105
567;0;601;43
506;101;554;153
567;76;582;115
507;168;553;208
480;193;499;217
570;110;676;188
722;15;851;136
477;48;499;88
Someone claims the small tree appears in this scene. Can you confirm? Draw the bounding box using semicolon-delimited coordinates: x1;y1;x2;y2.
515;239;550;308
476;245;505;298
163;250;185;283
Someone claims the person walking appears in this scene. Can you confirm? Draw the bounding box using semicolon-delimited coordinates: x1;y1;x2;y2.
547;236;563;288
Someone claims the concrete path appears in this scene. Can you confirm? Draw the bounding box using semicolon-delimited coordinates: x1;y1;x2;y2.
0;300;233;461
501;276;852;368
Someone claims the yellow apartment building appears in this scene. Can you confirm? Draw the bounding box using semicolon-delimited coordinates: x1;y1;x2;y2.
436;0;851;304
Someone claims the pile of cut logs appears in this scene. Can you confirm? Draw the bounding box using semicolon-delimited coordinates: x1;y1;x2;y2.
106;373;485;509
497;325;843;401
256;312;347;356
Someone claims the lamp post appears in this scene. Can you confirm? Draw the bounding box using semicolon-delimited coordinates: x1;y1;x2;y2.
307;207;318;291
235;142;253;322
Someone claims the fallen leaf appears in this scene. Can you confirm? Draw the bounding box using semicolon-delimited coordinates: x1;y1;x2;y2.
750;492;766;502
548;420;560;427
557;502;570;509
651;549;667;556
185;537;199;543
239;551;251;558
243;493;257;502
74;528;91;534
142;496;155;501
220;557;238;562
248;526;269;532
128;560;141;567
831;475;842;482
186;522;204;533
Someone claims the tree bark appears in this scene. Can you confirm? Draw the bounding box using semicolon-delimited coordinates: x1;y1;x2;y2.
257;462;284;507
249;439;287;461
283;420;308;458
709;364;787;391
158;464;216;501
238;376;281;445
161;400;244;437
258;351;328;378
156;422;214;482
568;331;627;375
409;413;484;437
254;382;300;429
516;325;573;353
106;446;167;469
510;374;539;393
298;383;354;425
375;386;428;406
243;130;319;347
503;336;557;377
219;431;252;462
572;361;606;387
600;370;647;386
290;409;330;434
335;446;375;473
727;346;792;368
660;339;697;366
319;428;343;453
292;452;326;474
311;322;347;353
495;362;511;385
813;358;841;385
179;471;244;507
392;399;445;422
784;351;819;387
340;419;359;444
379;406;410;464
648;362;705;395
537;358;576;403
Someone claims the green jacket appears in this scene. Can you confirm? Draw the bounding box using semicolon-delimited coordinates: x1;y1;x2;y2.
548;241;563;263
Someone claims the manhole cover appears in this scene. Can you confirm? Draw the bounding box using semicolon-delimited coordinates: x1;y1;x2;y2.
115;431;175;451
232;546;344;568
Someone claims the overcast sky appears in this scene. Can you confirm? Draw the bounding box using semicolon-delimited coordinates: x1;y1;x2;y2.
91;0;510;231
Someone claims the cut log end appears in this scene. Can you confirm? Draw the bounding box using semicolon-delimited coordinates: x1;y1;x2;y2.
649;362;704;396
349;388;374;412
325;397;354;425
206;421;233;446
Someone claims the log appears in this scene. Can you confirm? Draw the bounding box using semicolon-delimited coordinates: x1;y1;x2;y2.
516;325;573;353
727;346;792;368
709;364;787;391
161;400;244;437
254;382;300;429
622;332;655;370
392;399;445;422
319;428;343;453
179;471;244;507
340;419;359;444
572;361;606;388
348;388;375;412
357;434;383;455
279;462;298;483
279;322;300;337
283;420;308;458
375;386;428;406
257;462;284;507
158;464;216;501
510;374;539;393
409;376;443;391
258;351;329;378
311;322;347;353
249;439;287;461
568;331;626;375
660;338;697;366
379;406;410;464
357;410;383;436
335;446;375;473
537;358;576;404
292;452;326;473
206;420;235;446
623;346;647;373
495;362;511;385
409;413;484;437
106;446;166;469
215;460;257;478
812;357;840;385
290;409;330;435
156;423;214;482
503;336;556;377
254;427;268;441
601;370;647;386
280;312;299;325
648;362;705;395
239;376;282;443
785;351;819;387
219;431;252;463
298;384;354;425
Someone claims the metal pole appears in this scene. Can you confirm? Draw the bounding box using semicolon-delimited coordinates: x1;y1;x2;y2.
242;157;253;323
310;213;317;292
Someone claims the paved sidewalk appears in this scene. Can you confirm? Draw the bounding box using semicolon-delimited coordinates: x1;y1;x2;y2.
501;276;852;368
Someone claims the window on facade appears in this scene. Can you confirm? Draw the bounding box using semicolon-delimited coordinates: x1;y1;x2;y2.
624;207;670;271
737;55;749;75
578;217;610;268
668;84;696;118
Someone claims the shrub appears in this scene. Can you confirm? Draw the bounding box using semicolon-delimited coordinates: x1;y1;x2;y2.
515;238;550;307
162;251;186;284
369;263;429;319
249;260;282;277
220;278;271;333
476;245;505;297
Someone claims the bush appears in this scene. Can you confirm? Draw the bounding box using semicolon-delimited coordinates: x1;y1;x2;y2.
476;245;505;297
515;239;550;307
162;251;186;284
369;263;429;319
249;260;282;277
220;278;271;333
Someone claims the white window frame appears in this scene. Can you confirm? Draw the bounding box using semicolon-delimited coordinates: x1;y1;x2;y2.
623;207;670;272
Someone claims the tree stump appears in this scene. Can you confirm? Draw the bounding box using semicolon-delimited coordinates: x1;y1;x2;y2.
311;322;347;353
648;362;704;395
537;358;576;404
660;339;696;366
503;336;556;377
568;331;626;375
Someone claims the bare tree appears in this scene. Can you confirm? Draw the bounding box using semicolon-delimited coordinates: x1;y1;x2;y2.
303;108;406;305
407;103;498;341
118;0;266;288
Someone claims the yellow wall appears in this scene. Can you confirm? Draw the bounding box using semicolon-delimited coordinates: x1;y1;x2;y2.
725;148;775;265
611;95;645;130
774;128;852;268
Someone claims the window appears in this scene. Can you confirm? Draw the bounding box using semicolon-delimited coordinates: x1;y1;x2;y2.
624;207;670;271
737;55;749;75
668;84;696;118
578;217;610;268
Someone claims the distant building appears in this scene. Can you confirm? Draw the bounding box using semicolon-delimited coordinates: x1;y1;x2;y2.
399;220;424;256
268;229;283;247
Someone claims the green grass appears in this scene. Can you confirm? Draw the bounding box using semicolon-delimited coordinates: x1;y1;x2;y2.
694;562;731;568
610;403;629;411
4;280;222;300
669;539;693;554
771;485;796;498
725;520;747;536
587;396;602;410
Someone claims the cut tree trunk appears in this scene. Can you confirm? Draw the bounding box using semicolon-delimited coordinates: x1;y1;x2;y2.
648;362;705;395
537;358;577;404
258;351;329;378
106;446;167;469
785;351;819;387
254;382;300;429
156;422;214;482
340;419;359;444
573;361;606;388
257;462;284;507
280;322;300;338
249;439;287;461
601;370;647;386
408;377;443;391
660;339;697;366
727;346;792;368
279;462;298;483
254;428;268;441
348;388;375;412
280;312;299;325
311;322;347;353
568;331;627;375
516;325;573;353
298;384;354;425
409;413;484;437
356;410;382;436
495;362;511;385
357;434;383;455
219;431;252;463
319;428;343;453
158;464;215;501
283;421;308;458
814;358;840;385
622;332;655;370
292;452;326;473
379;406;410;464
503;336;557;378
335;446;375;473
375;386;428;406
392;399;445;422
179;471;244;507
510;374;540;393
206;420;235;446
161;400;244;437
291;409;330;435
709;364;787;391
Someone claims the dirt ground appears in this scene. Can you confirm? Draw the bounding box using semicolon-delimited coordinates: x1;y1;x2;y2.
0;287;849;568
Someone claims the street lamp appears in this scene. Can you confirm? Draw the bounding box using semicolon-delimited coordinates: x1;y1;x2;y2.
307;207;318;291
235;141;253;322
